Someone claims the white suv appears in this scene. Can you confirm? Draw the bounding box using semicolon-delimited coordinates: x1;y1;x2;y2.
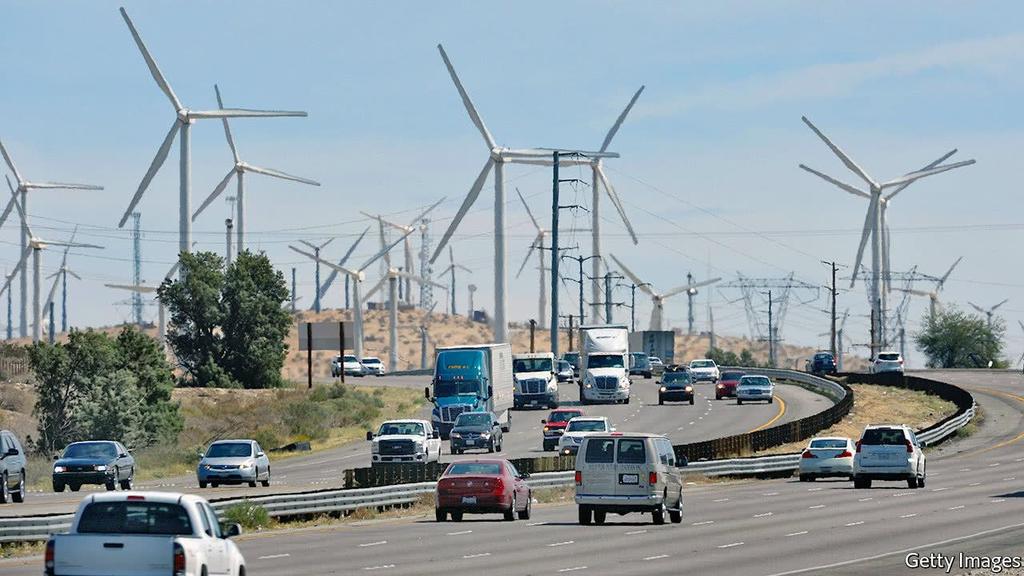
688;359;720;383
853;424;926;489
558;417;612;456
361;356;387;376
871;351;904;374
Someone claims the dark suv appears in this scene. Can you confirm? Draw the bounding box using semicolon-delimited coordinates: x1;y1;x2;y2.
0;430;27;503
810;352;837;375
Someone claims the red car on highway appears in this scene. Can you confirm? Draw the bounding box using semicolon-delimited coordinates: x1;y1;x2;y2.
435;459;532;522
541;408;585;451
716;371;745;400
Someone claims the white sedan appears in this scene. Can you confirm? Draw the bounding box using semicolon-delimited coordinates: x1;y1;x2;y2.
798;437;855;481
361;356;387;376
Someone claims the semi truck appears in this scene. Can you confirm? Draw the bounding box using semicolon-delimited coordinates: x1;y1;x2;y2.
426;343;514;439
512;352;560;409
629;330;676;366
579;325;631;404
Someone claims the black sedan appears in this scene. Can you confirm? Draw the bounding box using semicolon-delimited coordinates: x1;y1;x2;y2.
658;371;695;405
52;441;135;492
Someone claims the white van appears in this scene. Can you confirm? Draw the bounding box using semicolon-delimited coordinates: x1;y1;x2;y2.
575;433;684;525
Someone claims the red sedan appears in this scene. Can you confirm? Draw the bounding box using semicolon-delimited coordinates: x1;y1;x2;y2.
435;459;532;522
716;371;745;400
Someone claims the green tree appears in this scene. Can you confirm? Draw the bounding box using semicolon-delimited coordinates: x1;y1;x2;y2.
915;306;1006;368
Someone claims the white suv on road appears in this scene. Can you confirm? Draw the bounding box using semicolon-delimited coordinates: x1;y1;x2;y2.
688;359;720;383
871;351;905;374
853;424;926;489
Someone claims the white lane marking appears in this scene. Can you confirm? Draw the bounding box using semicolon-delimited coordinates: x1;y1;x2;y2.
626;529;648;535
991;499;1006;503
558;567;587;573
359;541;387;547
900;513;917;519
718;542;745;549
258;554;291;560
713;498;729;502
753;512;773;518
527;522;547;526
1016;457;1024;462
762;492;779;496
948;505;965;511
1003;477;1016;481
892;492;912;497
644;555;670;561
549;541;575;547
689;421;695;426
463;553;491;559
363;566;396;571
698;416;703;420
786;531;808;537
857;497;873;502
692;521;714;526
968;482;981;487
988;463;1001;467
845;521;865;527
959;468;971;472
807;487;823;492
808;505;825;510
447;530;473;536
931;487;949;492
677;427;684;431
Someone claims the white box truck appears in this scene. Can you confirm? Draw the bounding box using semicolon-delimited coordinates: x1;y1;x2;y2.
579;325;631;404
426;343;514;439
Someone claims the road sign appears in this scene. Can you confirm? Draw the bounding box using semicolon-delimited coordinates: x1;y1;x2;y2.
298;321;353;351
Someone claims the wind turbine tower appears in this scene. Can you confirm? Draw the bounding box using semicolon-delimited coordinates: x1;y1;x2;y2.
131;212;144;326
419;217;434;311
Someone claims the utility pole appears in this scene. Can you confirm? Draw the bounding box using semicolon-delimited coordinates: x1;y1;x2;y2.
617;282;649;332
290;268;297;314
60;267;68;332
529;319;536;353
48;302;55;345
822;260;838;359
686;272;696;335
549;151;589;357
562;254;599;327
345;276;350;310
559;314;576;351
602;272;623;323
225;219;234;267
764;290;775;368
6;281;11;340
131;212;143;327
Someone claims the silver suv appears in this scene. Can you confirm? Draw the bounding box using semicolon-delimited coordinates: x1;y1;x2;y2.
0;430;27;503
853;424;926;489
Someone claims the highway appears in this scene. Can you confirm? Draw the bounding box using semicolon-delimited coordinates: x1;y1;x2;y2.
0;374;828;517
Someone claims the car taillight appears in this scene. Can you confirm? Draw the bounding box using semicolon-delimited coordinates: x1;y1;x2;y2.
648;471;658;485
44;540;54;576
575;471;582;485
801;450;816;459
173;542;186;576
837;450;853;458
493;478;504;495
905;439;913;453
855;440;862;453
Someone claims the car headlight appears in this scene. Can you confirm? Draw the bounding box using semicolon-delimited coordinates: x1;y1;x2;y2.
240;462;253;469
543;426;550;432
414;442;424;450
685;386;693;392
717;384;724;388
53;466;66;473
371;442;379;453
450;432;461;439
203;464;213;470
660;386;667;392
479;432;490;439
95;465;107;471
585;383;593;388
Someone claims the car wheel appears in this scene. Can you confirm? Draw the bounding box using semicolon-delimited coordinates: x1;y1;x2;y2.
918;470;926;488
669;508;682;524
658;397;664;406
69;483;81;492
488;440;495;454
199;481;207;489
106;472;117;491
0;474;8;503
689;398;695;405
13;471;25;503
578;505;593;525
451;511;463;522
518;493;532;520
435;508;447;522
593;510;607;525
211;482;219;488
504;494;516;521
769;397;774;404
53;481;65;493
737;399;743;405
652;503;666;525
853;477;871;489
261;467;271;487
626;396;631;405
120;470;133;490
799;474;808;482
907;477;917;489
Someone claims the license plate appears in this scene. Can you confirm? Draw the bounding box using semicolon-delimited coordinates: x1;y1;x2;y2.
529;400;537;405
462;496;477;505
619;474;639;485
465;439;475;446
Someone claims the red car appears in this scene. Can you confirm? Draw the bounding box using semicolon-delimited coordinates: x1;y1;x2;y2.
435;459;532;522
716;371;745;400
541;408;585;451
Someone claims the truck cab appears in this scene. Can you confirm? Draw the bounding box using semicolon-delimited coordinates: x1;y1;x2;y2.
427;344;513;439
580;325;632;405
367;419;442;465
512;352;559;409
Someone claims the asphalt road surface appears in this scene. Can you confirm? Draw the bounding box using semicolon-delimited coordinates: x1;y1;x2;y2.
0;375;827;517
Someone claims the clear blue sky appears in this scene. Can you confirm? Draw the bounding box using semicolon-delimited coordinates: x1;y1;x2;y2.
2;1;1022;366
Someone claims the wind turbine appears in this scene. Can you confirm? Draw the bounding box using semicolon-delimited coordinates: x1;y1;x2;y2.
104;260;181;345
312;227;369;311
361;198;446;307
1;143;102;338
515;188;549;326
969;299;1009;327
799;116;975;357
429;44;619;343
298;238;335;313
683;271;721;335
0;193;103;342
609;254;720;331
893;257;962;317
116;8;307;265
192;85;321;254
41;228;83;335
289;229;411;358
363;267;447;371
439;246;472;316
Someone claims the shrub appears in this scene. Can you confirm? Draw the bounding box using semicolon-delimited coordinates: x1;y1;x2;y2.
221;501;272;530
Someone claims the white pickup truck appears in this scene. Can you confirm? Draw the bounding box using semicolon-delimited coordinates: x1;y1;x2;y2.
46;492;246;576
367;419;443;465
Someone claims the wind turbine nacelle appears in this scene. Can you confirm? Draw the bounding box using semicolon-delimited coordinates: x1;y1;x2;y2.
687;288;698;296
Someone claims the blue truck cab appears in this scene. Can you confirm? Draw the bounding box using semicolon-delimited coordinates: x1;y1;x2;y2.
425;344;513;440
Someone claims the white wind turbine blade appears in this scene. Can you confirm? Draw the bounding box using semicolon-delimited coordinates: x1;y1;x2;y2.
0;139;24;183
437;44;496;150
44;240;104;250
849;198;877;288
241;164;320;186
25;182;103;190
105;283;158;293
879;160;976;189
885;149;957;202
798;164;870;198
395;270;447;291
881;205;891;293
214;84;240;163
187;109;308;119
937;256;962;289
165;260;181;280
894;287;932;298
660;284;696;300
42;273;62;317
690;277;722;290
608;254;656;297
1018;319;1024;332
0;176;18;229
119;7;183;111
595;164;639;245
119;120;179;227
363;274;390;302
0;246;33;296
358;229;414;273
375;217;392;269
407;196;447;227
516;187;541;231
403;236;415;276
801;116;877;187
430;158;495;263
192;167;237;221
515;235;541;278
67;269;82;281
968;302;985;314
289;245;361;279
991;299;1009;312
298;239;320;251
600;85;645;152
317;227;369;299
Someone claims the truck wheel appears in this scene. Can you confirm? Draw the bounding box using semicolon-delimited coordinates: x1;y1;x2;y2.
105;473;117;491
578;505;592;525
435;508;447;522
737;399;743;405
199;481;207;489
119;470;133;490
669;508;682;524
53;481;65;493
652;503;666;525
488;440;495;453
769;397;774;404
69;483;80;492
451;511;463;522
593;510;606;525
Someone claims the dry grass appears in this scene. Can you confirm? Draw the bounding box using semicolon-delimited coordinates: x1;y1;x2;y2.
756;383;958;455
0;541;45;559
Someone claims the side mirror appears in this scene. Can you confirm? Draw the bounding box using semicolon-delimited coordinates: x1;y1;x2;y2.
256;452;265;458
431;430;439;439
610;427;617;432
487;385;494;398
519;472;531;479
540;419;546;425
198;452;204;459
366;431;374;441
424;387;431;400
119;453;128;458
53;454;59;461
222;522;243;538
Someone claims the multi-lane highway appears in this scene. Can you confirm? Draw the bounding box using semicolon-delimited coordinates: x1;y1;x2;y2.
0;375;829;517
1;370;1013;576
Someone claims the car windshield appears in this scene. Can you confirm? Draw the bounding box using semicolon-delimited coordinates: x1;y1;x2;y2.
558;361;572;371
548;411;582;423
378;422;425;436
721;371;744;380
878;353;900;361
650;357;662;363
434;381;481;397
63;442;118;460
861;428;907;445
563;353;579;364
344;355;358;362
740;377;771;387
567;420;607;432
814;354;833;361
446;462;502;476
810;439;848;449
363;358;381;365
205;442;253;458
514;358;552;373
454;413;491;427
78;502;193;535
690;360;715;368
663;372;691;384
588;355;624;369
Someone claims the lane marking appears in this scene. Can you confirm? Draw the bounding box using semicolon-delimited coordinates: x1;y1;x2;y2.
968;482;981;487
959;468;972;472
749;396;787;433
807;487;823;492
626;529;648;535
948;505;965;511
363;566;395;571
1003;477;1016;481
558;567;587;573
900;513;917;519
857;497;873;502
359;541;387;547
991;499;1006;503
692;520;714;526
549;541;575;547
527;522;547;526
258;554;291;560
644;555;670;561
931;488;949;492
762;492;779;496
447;530;473;536
845;521;865;527
988;463;1001;467
960;387;1024;456
718;542;745;549
786;531;808;537
713;498;729;502
892;492;912;497
753;512;774;518
808;505;825;509
463;553;491;559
